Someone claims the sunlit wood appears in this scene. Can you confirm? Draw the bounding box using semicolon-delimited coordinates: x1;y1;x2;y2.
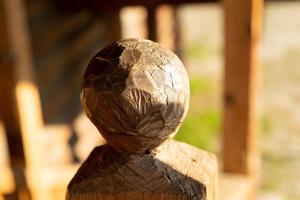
0;0;265;198
157;5;179;52
120;6;147;39
223;0;263;175
67;39;218;200
0;123;15;194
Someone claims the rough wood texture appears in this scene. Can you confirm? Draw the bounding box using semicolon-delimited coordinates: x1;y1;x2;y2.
67;140;217;200
67;39;218;199
81;39;189;154
223;0;263;176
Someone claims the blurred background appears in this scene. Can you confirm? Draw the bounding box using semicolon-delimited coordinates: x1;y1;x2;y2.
0;0;299;199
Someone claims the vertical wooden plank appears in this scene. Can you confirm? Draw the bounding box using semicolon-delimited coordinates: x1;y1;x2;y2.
172;6;182;57
0;122;16;196
3;0;44;170
146;6;157;41
3;0;45;199
120;6;147;39
222;0;263;176
0;62;25;166
103;10;121;43
147;5;182;57
156;5;182;56
0;1;29;199
0;6;25;166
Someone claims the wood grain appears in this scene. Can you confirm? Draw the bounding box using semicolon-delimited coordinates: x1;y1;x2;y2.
67;140;218;200
68;39;217;199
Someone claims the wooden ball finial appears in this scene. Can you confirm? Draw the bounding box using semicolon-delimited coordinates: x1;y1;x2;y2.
81;38;189;154
67;39;217;200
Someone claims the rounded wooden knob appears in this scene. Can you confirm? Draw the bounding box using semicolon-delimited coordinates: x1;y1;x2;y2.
81;38;189;153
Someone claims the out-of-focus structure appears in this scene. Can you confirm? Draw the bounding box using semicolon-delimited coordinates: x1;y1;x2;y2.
0;0;263;199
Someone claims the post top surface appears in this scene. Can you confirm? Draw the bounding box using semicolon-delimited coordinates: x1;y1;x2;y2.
81;38;190;153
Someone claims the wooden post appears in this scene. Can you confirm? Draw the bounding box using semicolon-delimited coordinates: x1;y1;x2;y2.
156;5;182;56
103;9;122;43
2;0;45;199
67;39;218;200
0;0;25;170
147;5;182;56
146;6;158;41
222;0;263;176
120;6;147;39
3;0;44;168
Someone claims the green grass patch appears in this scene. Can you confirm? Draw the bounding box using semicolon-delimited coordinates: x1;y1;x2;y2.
189;77;213;95
184;40;219;61
175;108;220;151
174;77;220;151
260;114;273;137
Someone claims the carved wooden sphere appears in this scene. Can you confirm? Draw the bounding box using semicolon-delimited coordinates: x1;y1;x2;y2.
81;38;189;153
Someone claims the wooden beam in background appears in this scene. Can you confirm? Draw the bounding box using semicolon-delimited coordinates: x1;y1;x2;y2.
156;5;182;56
146;6;158;41
0;0;26;168
2;0;44;199
55;0;217;12
3;0;44;169
147;5;182;57
222;0;263;177
103;10;122;43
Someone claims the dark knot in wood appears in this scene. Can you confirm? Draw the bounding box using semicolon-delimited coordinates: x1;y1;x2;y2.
81;38;190;153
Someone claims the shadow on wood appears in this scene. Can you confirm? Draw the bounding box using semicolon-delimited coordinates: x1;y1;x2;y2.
67;141;217;200
67;38;218;200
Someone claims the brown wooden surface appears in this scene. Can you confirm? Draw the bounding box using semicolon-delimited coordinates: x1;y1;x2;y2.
55;0;217;12
68;39;217;199
0;0;26;168
222;0;263;176
80;39;190;153
54;0;292;13
0;1;32;198
0;123;16;195
2;0;44;199
156;5;182;56
67;140;218;200
3;0;44;169
146;6;157;41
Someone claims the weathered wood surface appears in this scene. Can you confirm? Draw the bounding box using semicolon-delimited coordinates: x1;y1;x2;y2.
81;39;189;154
67;39;218;199
67;140;217;200
223;0;263;176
